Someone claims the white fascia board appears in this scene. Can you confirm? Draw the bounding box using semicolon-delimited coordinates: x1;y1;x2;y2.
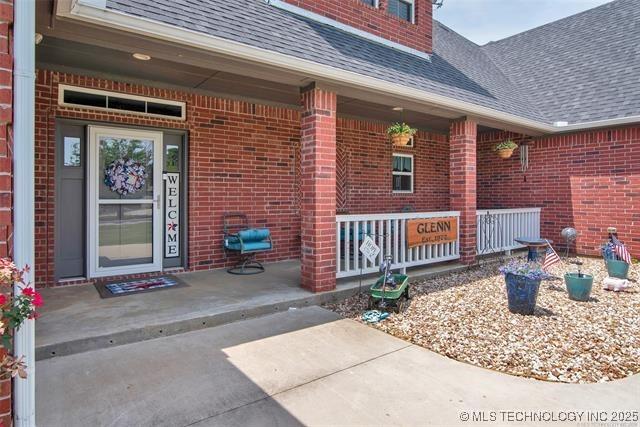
60;1;640;134
551;115;640;133
266;0;431;61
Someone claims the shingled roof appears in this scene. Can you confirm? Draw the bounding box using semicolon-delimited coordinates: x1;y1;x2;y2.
483;0;640;124
106;0;638;126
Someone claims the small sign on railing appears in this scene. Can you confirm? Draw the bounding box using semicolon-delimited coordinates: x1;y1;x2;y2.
359;236;380;263
407;217;457;248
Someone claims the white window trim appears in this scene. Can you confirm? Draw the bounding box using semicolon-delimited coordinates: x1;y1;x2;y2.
58;84;187;121
392;153;414;194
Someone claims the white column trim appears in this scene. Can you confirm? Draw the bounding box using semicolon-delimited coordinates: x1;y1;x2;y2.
13;0;36;426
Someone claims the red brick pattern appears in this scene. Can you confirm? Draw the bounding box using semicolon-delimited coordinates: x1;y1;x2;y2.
478;127;640;258
282;0;433;53
337;118;449;214
0;1;11;424
450;119;477;264
300;86;337;292
35;70;301;286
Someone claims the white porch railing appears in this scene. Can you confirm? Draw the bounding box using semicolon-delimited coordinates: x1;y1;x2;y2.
476;208;541;254
336;211;460;278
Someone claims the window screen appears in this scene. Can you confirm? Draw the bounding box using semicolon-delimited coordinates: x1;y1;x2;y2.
387;0;413;22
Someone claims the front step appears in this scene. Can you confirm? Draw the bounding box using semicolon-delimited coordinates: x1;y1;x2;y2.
35;285;360;360
36;261;468;360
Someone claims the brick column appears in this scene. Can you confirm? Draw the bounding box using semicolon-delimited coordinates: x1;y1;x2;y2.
0;1;12;425
300;84;337;292
450;119;477;265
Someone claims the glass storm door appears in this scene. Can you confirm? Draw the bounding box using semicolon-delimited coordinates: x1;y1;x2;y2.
88;126;163;278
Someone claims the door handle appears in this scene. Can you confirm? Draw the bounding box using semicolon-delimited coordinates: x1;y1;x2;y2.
154;194;161;210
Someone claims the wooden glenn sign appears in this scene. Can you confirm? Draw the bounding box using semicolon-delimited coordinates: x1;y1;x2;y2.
407;217;457;248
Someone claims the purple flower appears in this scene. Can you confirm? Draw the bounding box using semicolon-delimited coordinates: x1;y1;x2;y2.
499;259;552;281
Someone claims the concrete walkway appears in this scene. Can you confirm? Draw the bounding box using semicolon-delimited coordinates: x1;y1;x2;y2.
36;307;639;427
36;260;465;359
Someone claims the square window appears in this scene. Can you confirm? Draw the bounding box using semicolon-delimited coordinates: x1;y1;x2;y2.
361;0;377;6
63;137;81;167
392;154;413;192
387;0;413;22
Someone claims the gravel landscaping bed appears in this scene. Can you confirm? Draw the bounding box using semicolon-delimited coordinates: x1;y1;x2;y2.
326;257;640;383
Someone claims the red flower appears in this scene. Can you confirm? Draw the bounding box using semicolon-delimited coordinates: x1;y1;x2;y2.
32;292;43;307
21;287;43;307
0;294;6;305
22;287;35;297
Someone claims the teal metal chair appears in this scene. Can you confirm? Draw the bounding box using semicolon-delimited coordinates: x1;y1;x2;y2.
223;213;273;274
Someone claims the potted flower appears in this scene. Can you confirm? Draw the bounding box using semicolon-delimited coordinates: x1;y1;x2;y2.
601;243;630;279
499;259;551;315
564;260;593;302
387;122;417;146
494;140;518;159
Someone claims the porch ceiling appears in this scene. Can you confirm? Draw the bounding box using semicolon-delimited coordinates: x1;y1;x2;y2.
37;2;498;134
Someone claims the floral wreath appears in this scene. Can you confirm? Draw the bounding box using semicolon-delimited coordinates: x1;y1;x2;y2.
104;158;147;196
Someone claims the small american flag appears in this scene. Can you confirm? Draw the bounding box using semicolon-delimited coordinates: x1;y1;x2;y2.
611;235;632;264
542;243;561;271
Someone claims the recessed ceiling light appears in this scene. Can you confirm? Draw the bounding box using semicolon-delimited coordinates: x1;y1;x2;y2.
392;107;404;111
132;53;152;61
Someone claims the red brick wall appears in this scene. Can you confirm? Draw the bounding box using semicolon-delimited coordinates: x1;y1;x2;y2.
337;118;449;214
34;70;455;287
450;119;477;264
477;127;640;258
300;86;337;292
35;70;302;286
281;0;433;53
0;0;12;424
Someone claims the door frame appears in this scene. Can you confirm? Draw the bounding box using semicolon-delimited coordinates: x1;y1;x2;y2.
87;125;164;278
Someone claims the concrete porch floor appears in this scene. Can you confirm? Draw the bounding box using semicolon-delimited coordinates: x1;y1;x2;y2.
37;260;466;360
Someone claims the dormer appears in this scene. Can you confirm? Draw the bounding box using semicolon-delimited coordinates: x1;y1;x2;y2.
270;0;434;56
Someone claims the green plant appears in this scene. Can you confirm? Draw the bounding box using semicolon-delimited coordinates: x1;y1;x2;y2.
494;140;518;151
0;259;42;379
386;122;417;137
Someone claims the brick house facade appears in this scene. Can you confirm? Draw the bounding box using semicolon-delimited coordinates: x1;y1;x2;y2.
2;0;638;421
478;127;640;257
34;70;457;287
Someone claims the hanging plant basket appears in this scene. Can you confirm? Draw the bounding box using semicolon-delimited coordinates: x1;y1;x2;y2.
494;140;518;159
391;133;412;146
387;122;417;146
496;148;515;159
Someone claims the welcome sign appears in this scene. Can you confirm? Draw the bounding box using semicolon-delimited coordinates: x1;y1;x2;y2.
164;173;180;258
407;217;457;248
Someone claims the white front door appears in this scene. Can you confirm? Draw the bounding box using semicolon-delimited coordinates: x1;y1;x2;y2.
87;126;163;278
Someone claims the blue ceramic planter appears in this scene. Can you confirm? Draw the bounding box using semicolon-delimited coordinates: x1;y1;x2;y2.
564;273;593;302
606;259;629;279
504;273;541;315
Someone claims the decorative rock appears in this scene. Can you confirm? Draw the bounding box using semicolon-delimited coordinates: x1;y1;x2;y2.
325;256;639;384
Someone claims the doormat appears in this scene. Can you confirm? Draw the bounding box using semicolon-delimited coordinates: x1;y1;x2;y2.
94;275;188;299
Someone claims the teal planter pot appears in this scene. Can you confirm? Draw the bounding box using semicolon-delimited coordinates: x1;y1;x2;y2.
564;273;593;302
606;259;629;279
504;273;541;315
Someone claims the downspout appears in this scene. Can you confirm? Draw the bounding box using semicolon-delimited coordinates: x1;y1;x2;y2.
13;0;36;426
